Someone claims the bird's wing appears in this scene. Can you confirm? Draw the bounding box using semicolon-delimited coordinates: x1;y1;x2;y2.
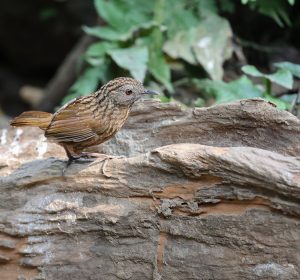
45;95;103;143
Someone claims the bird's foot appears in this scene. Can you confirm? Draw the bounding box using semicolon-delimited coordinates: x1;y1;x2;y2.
62;153;98;175
62;155;81;175
83;154;126;178
62;153;125;177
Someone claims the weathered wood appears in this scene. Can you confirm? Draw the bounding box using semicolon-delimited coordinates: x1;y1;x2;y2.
0;99;299;280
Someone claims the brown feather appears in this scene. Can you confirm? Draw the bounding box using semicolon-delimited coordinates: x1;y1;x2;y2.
10;77;150;160
10;111;52;130
45;96;102;143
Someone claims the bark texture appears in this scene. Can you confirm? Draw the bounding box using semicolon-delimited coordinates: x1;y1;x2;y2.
0;98;299;280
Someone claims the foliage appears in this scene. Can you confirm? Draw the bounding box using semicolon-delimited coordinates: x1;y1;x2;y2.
195;62;300;110
163;15;232;81
241;65;293;90
273;62;300;78
65;0;297;111
241;0;294;27
241;64;296;109
66;0;236;100
193;75;263;104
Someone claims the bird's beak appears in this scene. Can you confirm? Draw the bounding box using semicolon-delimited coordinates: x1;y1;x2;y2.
144;89;159;95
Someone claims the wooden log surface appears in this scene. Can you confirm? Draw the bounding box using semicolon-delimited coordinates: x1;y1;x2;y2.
0;98;299;280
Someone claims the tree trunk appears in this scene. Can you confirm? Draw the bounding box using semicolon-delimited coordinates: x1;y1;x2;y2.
0;98;299;280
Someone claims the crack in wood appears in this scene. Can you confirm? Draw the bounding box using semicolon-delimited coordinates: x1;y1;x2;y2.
173;197;272;217
152;176;221;200
156;232;167;273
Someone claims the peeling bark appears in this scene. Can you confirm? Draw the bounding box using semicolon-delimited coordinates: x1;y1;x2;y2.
0;99;299;280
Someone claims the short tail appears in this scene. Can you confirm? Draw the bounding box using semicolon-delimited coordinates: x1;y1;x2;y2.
10;111;53;130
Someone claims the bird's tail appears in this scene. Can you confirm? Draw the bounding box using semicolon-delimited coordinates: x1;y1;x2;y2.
10;111;53;130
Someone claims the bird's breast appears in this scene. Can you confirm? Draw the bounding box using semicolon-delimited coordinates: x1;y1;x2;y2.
96;105;130;141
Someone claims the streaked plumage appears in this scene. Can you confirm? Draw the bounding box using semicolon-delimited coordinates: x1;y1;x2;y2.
11;77;157;162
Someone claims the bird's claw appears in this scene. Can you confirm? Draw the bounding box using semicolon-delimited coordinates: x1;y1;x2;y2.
62;153;125;177
100;155;126;178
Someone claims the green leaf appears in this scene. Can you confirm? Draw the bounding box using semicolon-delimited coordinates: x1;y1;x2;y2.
248;0;292;27
85;42;118;67
147;1;173;92
241;65;264;77
193;75;263;103
154;95;172;103
274;61;300;78
108;46;149;82
94;0;154;32
163;28;196;64
69;67;101;95
83;26;127;41
242;65;293;89
83;21;157;42
194;97;205;107
94;0;128;30
263;94;289;110
163;15;233;80
194;75;289;110
148;51;172;92
164;0;199;37
63;66;104;104
85;41;118;57
267;69;293;89
194;0;218;16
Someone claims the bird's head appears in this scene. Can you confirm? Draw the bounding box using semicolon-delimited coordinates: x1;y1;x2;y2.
98;77;159;107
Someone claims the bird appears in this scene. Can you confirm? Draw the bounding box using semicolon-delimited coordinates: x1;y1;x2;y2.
10;77;158;170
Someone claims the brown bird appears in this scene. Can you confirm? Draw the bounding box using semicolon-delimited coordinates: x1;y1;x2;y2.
11;77;158;168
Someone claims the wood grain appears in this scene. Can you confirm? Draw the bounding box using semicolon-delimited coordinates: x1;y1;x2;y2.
0;99;299;280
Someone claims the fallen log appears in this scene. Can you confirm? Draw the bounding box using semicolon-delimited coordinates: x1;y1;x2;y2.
0;99;299;280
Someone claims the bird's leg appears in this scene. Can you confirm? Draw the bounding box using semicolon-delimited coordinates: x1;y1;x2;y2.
66;155;80;167
62;145;125;177
62;146;82;175
62;155;76;175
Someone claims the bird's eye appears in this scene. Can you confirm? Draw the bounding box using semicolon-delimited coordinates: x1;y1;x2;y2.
125;89;133;95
